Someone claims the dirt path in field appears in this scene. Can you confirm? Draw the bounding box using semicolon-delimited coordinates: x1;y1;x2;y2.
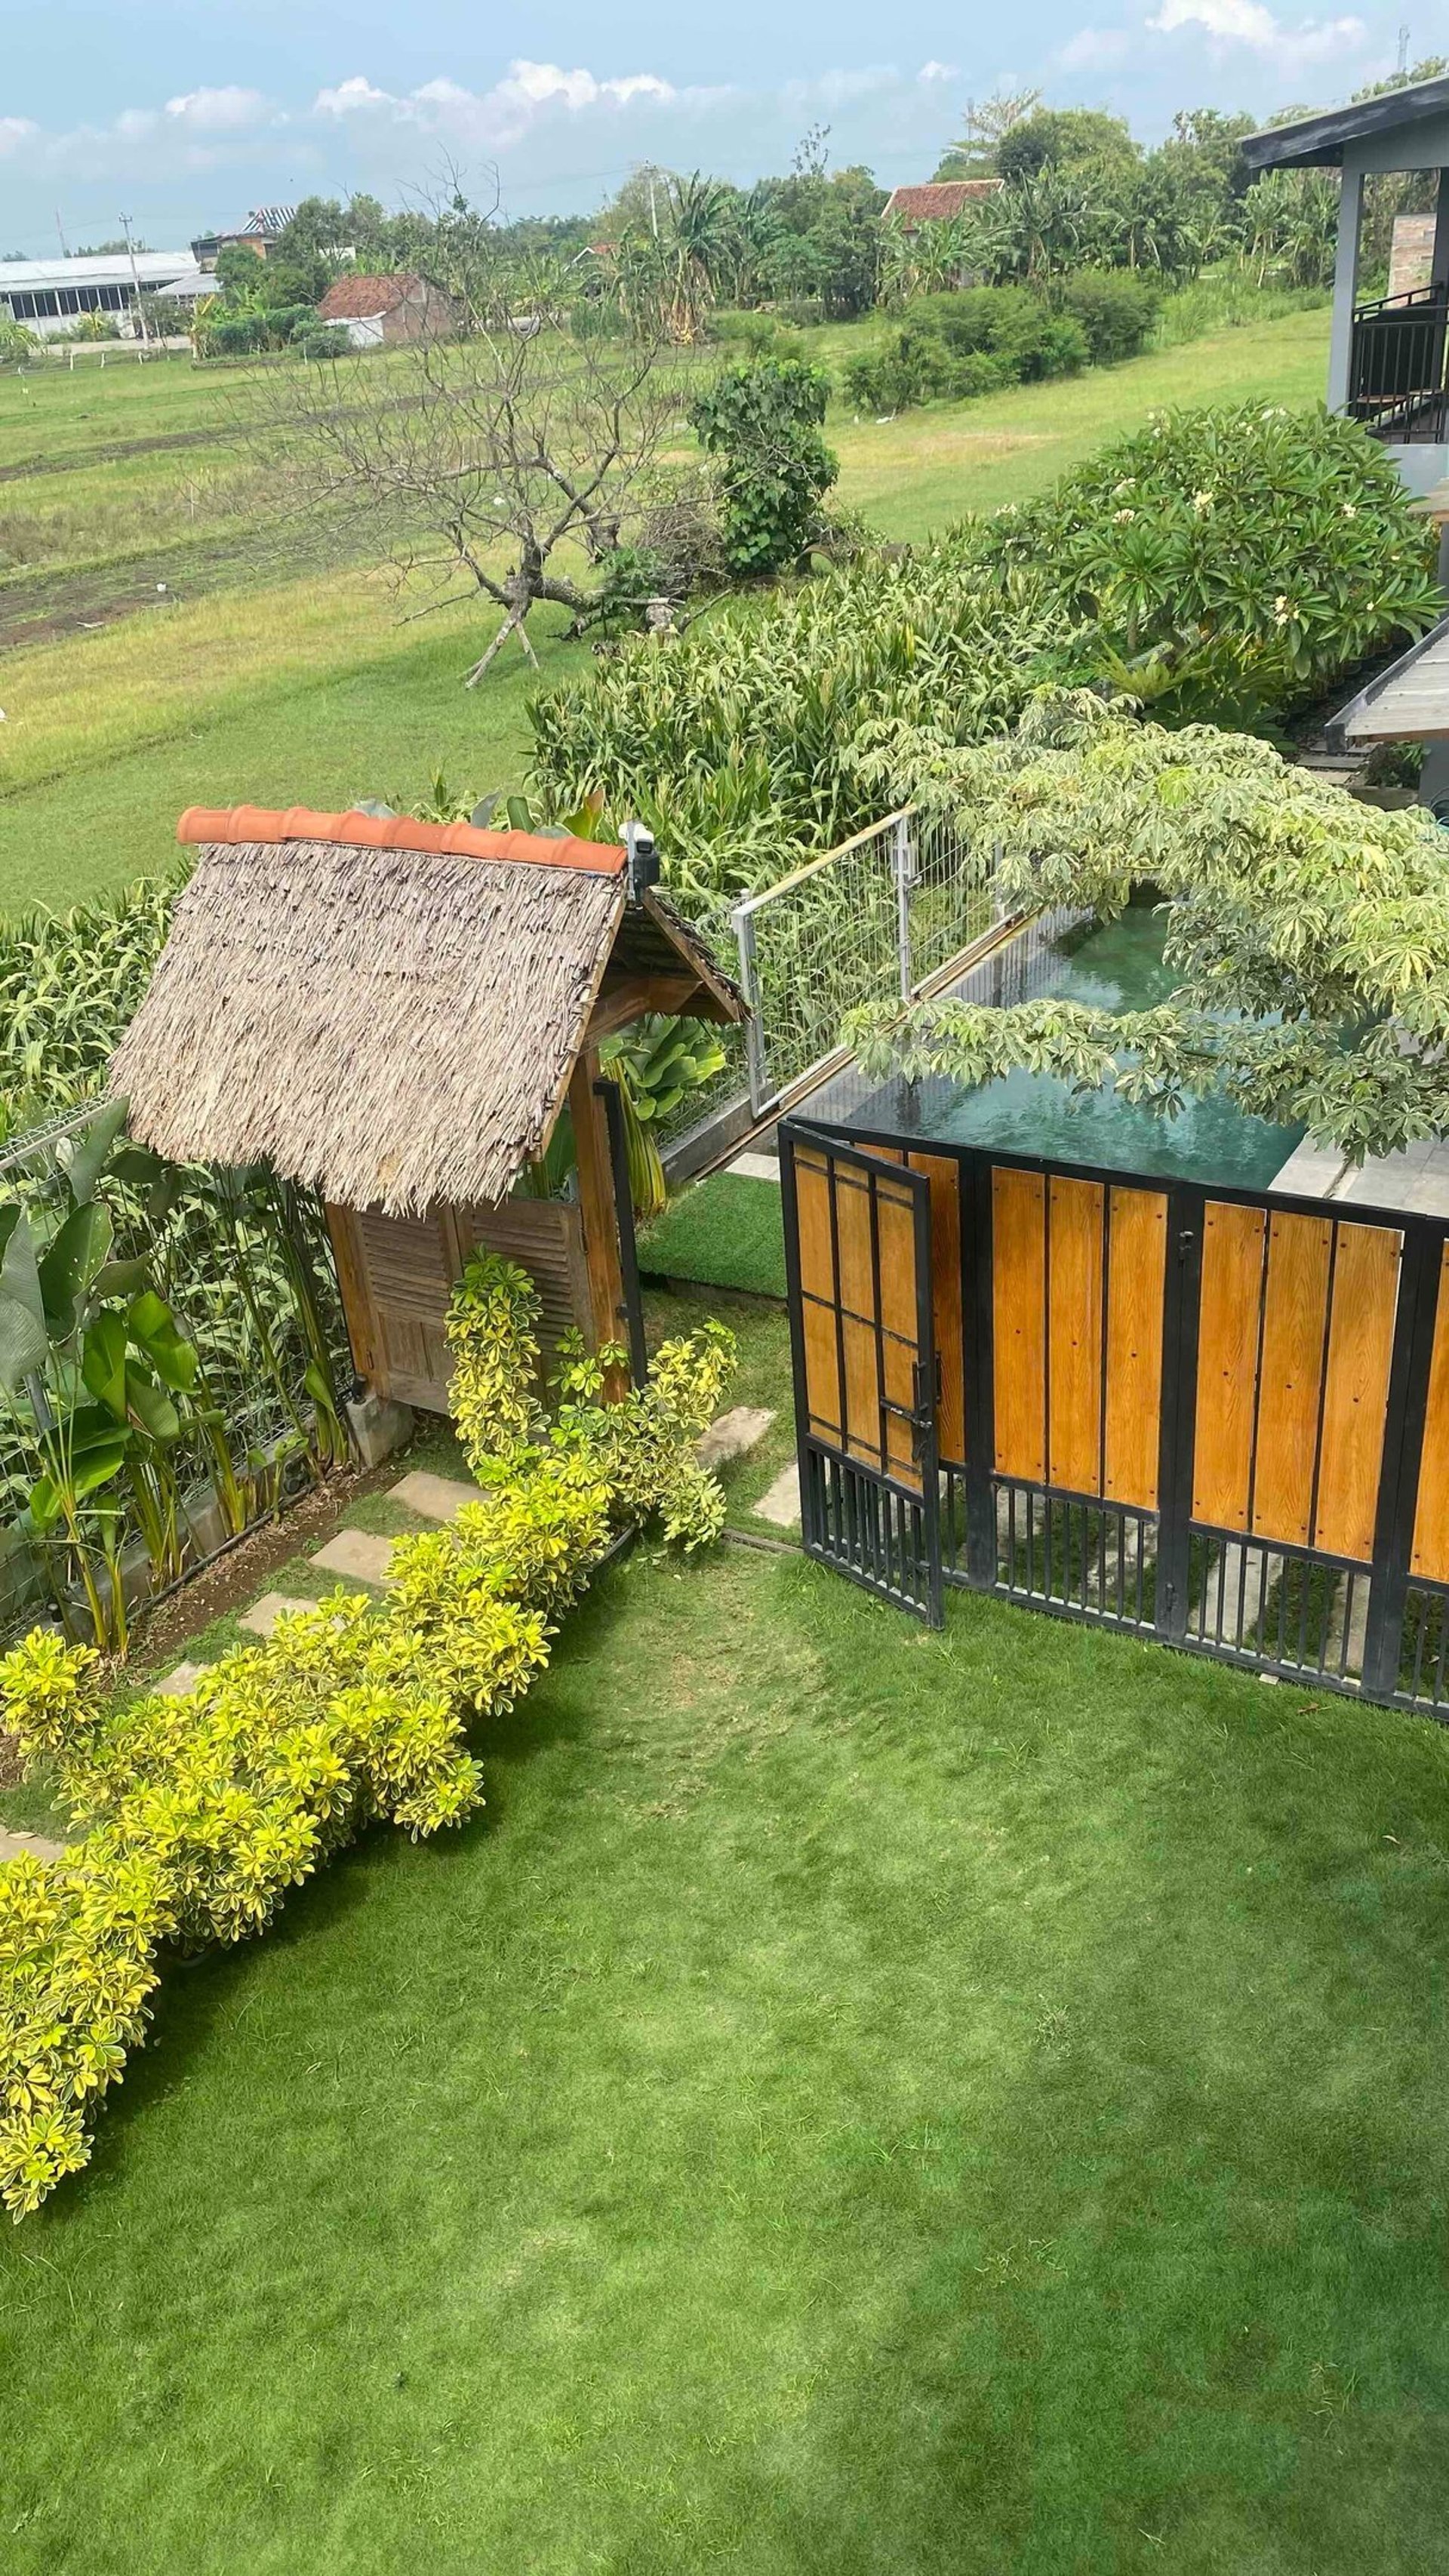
0;420;244;482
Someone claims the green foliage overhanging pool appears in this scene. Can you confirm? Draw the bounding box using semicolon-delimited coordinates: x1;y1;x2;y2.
841;900;1306;1190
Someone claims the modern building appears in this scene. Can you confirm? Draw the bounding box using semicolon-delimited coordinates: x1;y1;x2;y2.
315;272;458;349
189;207;296;269
1243;74;1449;496
0;249;202;337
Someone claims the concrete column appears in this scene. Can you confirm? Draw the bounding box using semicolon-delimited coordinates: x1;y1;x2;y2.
1327;162;1364;413
1432;167;1449;291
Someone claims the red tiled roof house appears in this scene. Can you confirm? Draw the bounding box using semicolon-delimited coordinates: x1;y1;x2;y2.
881;181;1001;230
315;272;460;349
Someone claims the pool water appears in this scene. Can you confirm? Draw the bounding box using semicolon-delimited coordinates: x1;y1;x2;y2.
844;902;1304;1190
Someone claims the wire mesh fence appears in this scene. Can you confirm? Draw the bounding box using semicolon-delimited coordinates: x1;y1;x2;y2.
729;808;995;1116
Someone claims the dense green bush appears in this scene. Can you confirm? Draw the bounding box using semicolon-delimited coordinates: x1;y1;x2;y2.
1054;270;1160;365
984;399;1441;725
842;288;1088;414
690;356;838;577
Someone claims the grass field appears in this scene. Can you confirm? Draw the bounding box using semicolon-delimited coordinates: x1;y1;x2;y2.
0;305;1331;916
3;1289;1448;2571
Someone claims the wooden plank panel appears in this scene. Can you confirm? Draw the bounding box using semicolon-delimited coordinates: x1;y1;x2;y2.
882;1322;923;1492
833;1162;876;1322
1047;1177;1104;1496
1192;1200;1266;1533
906;1153;965;1467
992;1167;1045;1482
801;1296;841;1448
841;1314;883;1469
1412;1245;1449;1583
874;1173;920;1352
792;1149;835;1306
1251;1210;1333;1548
324;1204;377;1383
1315;1221;1401;1563
1103;1187;1168;1512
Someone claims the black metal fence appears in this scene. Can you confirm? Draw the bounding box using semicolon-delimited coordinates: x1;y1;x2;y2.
781;1119;1449;1723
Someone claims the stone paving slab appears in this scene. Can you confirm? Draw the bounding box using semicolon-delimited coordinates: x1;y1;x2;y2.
697;1406;776;1471
753;1462;801;1528
239;1592;318;1639
309;1529;398;1587
154;1659;208;1695
724;1151;781;1184
388;1470;484;1522
0;1828;65;1864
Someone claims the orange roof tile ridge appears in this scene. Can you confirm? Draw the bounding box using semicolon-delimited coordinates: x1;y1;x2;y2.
174;805;626;875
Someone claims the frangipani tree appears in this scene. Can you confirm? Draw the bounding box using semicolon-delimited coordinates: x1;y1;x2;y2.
844;691;1449;1165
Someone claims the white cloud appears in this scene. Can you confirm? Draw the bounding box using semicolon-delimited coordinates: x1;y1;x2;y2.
312;60;685;151
918;60;961;83
1146;0;1367;62
1057;26;1132;65
164;86;269;132
0;118;38;158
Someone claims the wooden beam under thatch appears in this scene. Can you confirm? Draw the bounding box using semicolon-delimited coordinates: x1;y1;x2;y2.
110;811;743;1217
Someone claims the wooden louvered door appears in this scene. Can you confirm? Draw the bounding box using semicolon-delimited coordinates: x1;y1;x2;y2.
327;1198;592;1414
780;1128;942;1624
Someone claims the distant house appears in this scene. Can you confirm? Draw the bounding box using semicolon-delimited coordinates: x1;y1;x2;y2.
0;249;203;338
881;181;1001;231
191;207;297;271
315;272;459;349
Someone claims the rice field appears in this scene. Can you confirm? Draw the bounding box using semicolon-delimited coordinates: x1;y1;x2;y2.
0;304;1331;917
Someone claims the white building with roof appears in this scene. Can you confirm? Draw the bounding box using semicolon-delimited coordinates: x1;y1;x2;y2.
0;250;206;337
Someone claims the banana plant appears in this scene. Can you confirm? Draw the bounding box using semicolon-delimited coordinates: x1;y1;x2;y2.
0;1104;201;1650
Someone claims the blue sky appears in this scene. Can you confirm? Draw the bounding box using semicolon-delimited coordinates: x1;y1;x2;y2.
0;0;1416;254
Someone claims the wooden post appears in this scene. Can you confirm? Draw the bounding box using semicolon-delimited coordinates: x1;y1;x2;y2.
568;1046;629;1397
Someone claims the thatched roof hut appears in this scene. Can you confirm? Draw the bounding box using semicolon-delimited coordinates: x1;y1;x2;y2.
112;805;744;1411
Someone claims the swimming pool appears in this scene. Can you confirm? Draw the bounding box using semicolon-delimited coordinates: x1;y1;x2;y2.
824;900;1305;1190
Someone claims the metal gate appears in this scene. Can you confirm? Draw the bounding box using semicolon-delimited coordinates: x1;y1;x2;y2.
780;1118;1449;1716
779;1131;943;1622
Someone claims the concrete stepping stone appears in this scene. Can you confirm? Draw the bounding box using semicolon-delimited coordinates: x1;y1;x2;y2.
697;1406;776;1471
0;1828;65;1864
309;1529;398;1587
153;1659;207;1695
753;1462;801;1528
239;1591;318;1639
724;1151;781;1184
388;1470;483;1523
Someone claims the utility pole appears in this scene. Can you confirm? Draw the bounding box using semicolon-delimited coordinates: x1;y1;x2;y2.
120;211;148;344
1397;23;1411;76
54;207;69;257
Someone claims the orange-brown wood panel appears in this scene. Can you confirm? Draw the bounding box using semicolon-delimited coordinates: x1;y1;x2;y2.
1251;1211;1333;1547
1047;1177;1104;1496
791;1148;841;1444
992;1167;1046;1482
1314;1222;1401;1563
1192;1200;1266;1532
906;1152;966;1467
841;1312;883;1468
1103;1186;1168;1511
1412;1245;1449;1583
324;1204;377;1383
833;1162;876;1322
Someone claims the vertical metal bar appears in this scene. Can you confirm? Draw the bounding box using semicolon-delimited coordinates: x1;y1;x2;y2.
1155;1186;1201;1646
732;903;769;1117
961;1153;998;1589
1362;1221;1443;1700
894;814;915;1002
594;1078;649;1388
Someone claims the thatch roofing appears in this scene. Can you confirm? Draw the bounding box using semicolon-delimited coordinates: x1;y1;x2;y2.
111;808;741;1217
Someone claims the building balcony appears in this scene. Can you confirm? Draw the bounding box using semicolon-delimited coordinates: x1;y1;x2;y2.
1348;284;1449;446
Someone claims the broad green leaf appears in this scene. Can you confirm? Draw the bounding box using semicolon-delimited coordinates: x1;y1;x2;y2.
82;1312;129;1420
38;1201;114;1335
126;1371;180;1443
0;1213;48;1390
63;1099;130;1206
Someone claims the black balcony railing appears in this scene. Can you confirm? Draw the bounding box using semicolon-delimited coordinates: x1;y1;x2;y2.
1349;282;1449;443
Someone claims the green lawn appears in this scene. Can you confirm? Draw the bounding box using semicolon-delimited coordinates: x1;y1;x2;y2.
0;304;1331;919
5;1478;1449;2569
640;1171;788;1300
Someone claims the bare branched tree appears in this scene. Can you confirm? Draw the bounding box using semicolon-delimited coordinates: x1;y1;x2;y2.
248;178;688;683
